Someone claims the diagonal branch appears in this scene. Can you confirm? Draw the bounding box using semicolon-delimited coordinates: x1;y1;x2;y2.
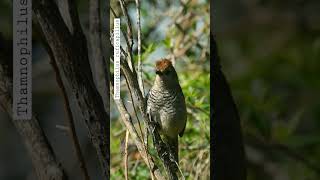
117;54;179;180
110;80;164;180
134;0;145;97
110;9;180;180
53;61;91;180
110;24;145;144
43;36;90;180
89;0;110;113
66;0;83;35
33;0;109;178
124;130;130;180
0;35;68;180
118;0;135;71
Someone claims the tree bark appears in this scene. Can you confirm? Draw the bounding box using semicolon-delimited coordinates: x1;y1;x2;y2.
212;33;247;180
32;0;109;178
0;34;68;180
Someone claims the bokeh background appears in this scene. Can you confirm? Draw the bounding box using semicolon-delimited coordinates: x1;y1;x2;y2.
214;0;320;179
110;0;210;179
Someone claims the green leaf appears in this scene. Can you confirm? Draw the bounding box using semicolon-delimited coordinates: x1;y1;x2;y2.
162;37;171;49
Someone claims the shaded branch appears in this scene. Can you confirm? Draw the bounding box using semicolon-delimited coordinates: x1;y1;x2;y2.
66;0;83;35
110;6;178;179
109;80;164;180
110;40;174;179
118;0;135;71
110;6;145;147
118;54;179;180
34;20;90;180
89;0;110;113
134;0;145;97
44;37;90;180
124;130;129;180
33;0;109;178
0;34;68;180
110;2;183;178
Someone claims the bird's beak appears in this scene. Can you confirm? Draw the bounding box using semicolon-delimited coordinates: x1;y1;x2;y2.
156;70;162;75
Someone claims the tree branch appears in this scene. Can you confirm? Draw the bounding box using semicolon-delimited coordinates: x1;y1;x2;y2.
0;34;68;180
33;20;90;180
118;55;179;180
33;0;109;178
66;0;83;35
124;130;129;180
110;2;182;178
134;0;145;97
110;80;164;180
118;0;135;71
46;40;90;180
89;0;110;113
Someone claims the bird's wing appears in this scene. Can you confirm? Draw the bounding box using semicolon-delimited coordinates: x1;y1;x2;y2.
179;91;187;137
146;89;161;128
179;122;186;137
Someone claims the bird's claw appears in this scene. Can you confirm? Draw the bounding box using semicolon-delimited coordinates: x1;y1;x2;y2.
161;152;168;158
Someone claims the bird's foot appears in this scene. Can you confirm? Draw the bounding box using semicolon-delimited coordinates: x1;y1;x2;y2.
161;151;168;158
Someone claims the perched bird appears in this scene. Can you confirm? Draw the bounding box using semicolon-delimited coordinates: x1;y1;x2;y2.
147;58;187;165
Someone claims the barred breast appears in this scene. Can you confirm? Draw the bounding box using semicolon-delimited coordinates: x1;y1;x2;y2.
147;87;187;138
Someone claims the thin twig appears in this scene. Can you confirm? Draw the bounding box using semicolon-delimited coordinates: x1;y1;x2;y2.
89;0;110;113
0;33;68;180
66;0;83;35
174;161;185;180
110;80;165;180
110;31;129;60
124;75;146;144
111;35;146;157
113;34;182;178
35;20;90;180
135;0;145;97
119;55;179;180
112;2;155;177
111;9;132;68
118;0;135;71
124;130;129;180
33;0;110;178
111;2;183;179
110;33;153;178
46;36;90;180
110;10;146;145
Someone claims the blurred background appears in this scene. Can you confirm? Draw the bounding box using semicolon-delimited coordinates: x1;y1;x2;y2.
214;0;320;180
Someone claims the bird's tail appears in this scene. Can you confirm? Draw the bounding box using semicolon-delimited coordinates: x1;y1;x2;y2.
166;136;179;164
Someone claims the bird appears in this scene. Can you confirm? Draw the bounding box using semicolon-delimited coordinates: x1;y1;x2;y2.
146;58;187;166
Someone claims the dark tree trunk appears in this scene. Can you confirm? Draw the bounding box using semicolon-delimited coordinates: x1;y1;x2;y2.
211;33;247;180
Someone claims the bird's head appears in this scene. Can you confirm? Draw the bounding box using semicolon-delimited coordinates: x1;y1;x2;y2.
154;59;179;89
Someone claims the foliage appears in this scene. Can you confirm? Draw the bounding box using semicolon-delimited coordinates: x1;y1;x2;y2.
216;0;320;179
110;0;210;179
